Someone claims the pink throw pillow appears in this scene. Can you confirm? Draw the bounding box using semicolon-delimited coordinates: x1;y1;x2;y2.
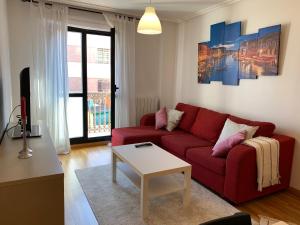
212;131;246;158
155;107;167;130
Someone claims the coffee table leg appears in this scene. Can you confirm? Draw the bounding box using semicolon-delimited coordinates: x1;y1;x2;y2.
112;152;117;183
183;167;191;208
141;175;149;219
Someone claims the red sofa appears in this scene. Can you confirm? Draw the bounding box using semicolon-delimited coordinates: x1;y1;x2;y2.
112;103;295;204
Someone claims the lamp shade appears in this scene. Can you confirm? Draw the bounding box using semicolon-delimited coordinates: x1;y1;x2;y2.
137;6;162;35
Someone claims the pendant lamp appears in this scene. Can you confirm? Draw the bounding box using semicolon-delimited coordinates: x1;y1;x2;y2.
137;0;162;35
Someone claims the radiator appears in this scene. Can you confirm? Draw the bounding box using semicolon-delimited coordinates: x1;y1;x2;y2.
136;96;159;125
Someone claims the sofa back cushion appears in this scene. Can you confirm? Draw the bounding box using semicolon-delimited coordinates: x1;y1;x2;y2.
175;103;200;132
155;107;167;129
191;108;228;143
228;115;276;137
212;130;246;158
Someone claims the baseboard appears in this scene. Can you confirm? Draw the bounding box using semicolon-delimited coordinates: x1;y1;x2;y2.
288;187;300;198
71;141;110;149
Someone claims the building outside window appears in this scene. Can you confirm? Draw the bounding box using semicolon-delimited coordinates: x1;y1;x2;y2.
96;48;110;64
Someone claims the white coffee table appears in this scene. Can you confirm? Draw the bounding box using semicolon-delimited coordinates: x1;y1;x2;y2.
112;142;192;219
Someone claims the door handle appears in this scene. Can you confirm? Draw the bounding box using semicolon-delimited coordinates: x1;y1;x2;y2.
113;84;119;93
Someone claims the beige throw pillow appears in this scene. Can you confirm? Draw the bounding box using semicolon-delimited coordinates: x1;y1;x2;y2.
166;109;184;132
216;118;259;144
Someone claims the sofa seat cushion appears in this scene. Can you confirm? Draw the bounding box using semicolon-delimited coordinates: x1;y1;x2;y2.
191;108;228;143
175;103;200;132
186;147;226;176
112;126;186;146
229;115;275;137
161;134;212;158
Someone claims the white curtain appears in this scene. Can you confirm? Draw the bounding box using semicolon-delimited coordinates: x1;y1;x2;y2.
104;14;136;128
30;2;70;154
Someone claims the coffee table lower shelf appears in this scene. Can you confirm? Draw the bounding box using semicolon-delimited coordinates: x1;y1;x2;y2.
117;162;185;198
112;143;192;219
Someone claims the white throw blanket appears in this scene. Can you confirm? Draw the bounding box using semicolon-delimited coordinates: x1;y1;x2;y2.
243;136;280;191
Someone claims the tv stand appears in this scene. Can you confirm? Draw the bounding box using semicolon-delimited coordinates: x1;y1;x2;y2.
0;124;64;225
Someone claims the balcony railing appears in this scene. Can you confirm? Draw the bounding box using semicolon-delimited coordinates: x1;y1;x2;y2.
87;92;111;137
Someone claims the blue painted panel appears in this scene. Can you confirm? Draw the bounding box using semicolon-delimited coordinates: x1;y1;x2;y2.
197;21;281;85
209;23;225;82
222;22;241;85
222;51;239;85
225;22;241;42
238;33;258;42
208;48;225;82
238;33;258;79
258;24;281;38
198;42;211;84
210;22;225;48
258;24;281;76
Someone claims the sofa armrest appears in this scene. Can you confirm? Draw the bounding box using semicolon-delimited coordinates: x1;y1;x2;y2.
224;144;257;203
140;113;155;127
224;134;295;203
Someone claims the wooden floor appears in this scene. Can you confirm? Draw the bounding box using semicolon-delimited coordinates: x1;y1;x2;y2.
59;144;300;225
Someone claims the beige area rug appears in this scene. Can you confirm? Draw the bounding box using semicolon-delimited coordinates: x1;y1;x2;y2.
75;164;239;225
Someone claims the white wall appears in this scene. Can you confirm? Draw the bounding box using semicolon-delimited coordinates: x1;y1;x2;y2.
135;31;161;98
158;21;178;108
175;0;300;189
7;0;31;109
0;0;12;131
135;21;178;108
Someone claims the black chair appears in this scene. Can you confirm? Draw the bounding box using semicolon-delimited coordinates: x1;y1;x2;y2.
200;212;252;225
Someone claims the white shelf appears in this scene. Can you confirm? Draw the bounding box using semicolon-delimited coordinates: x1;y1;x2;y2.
117;162;184;198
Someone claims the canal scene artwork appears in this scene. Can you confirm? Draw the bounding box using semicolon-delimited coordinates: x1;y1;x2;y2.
198;22;281;86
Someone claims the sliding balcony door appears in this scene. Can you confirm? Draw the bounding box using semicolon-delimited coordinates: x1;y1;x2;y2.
67;27;115;144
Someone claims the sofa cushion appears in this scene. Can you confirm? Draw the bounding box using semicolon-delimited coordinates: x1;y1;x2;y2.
155;107;167;129
175;103;200;132
112;126;186;146
161;134;212;158
166;109;184;131
229;115;276;137
186;146;226;176
191;108;228;143
140;113;155;126
212;131;246;158
216;119;258;144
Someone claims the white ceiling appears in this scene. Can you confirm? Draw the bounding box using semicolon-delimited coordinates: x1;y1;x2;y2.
52;0;239;22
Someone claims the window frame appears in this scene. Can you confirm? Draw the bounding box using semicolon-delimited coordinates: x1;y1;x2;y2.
68;26;115;144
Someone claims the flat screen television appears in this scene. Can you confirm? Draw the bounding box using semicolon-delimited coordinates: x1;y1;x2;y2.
20;67;31;132
12;67;41;138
